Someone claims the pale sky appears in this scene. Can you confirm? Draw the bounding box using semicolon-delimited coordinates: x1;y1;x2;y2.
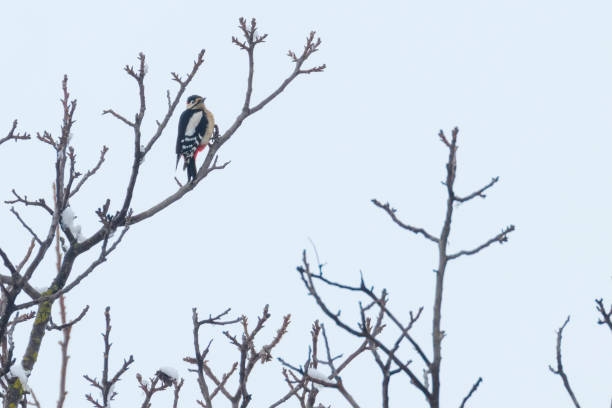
0;1;611;407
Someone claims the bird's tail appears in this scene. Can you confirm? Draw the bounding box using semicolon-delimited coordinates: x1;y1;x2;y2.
186;157;197;182
175;154;181;170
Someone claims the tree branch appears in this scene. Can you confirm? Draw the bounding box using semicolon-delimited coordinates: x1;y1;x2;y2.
102;109;134;127
84;307;135;408
47;304;89;331
371;199;439;243
458;377;482;408
0;120;30;146
68;146;109;198
454;177;499;203
447;225;515;260
296;253;431;400
9;207;42;245
595;298;612;333
548;316;581;408
4;190;53;215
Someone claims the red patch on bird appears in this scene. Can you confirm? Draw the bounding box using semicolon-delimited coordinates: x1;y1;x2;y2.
194;144;207;160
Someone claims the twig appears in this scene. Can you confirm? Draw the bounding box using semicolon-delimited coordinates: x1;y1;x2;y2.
102;109;134;127
29;389;41;408
454;177;499;202
172;379;184;408
14;223;130;311
69;146;109;198
84;307;135;408
297;253;430;398
196;308;241;327
48;304;89;331
548;316;581;408
16;239;37;276
269;377;304;408
459;377;483;408
9;208;42;245
371;199;439;243
447;225;515;260
0;248;17;277
0;120;30;146
188;305;291;408
4;190;53;215
56;295;70;408
595;298;612;333
136;375;170;408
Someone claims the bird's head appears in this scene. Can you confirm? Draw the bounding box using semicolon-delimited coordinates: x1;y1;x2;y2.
186;95;205;110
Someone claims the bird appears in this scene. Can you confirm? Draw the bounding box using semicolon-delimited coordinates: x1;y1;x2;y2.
176;95;215;182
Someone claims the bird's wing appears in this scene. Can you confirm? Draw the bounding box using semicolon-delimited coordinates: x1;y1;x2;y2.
186;110;204;137
178;111;205;157
177;109;193;155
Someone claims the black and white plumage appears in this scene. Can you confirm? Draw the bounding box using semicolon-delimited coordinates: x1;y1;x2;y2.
176;95;215;182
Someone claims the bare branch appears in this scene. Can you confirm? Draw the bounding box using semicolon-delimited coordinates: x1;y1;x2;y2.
0;248;17;278
69;146;109;198
143;48;205;156
4;190;53;215
56;295;69;408
459;377;483;408
268;378;304;408
447;225;515;260
548;316;581;408
172;378;184;408
166;90;172;109
136;375;170;408
16;239;37;275
595;298;612;333
454;177;499;203
0;120;30;146
84;307;135;408
47;304;89;331
329;341;368;379
371;199;439;243
29;389;41;408
9;207;42;245
303;262;430;366
36;130;58;149
207;362;237;400
15;223;130;311
102;109;134;127
196;308;241;327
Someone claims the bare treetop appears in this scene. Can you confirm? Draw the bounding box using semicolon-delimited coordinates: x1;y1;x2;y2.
0;17;324;408
296;127;514;408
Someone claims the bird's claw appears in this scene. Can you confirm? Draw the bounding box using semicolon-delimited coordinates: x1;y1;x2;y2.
210;124;220;145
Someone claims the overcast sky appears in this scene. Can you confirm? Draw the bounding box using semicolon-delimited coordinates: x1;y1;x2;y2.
1;1;610;407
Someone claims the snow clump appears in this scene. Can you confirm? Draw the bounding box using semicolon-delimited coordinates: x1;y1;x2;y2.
9;365;31;388
61;206;85;243
157;366;178;380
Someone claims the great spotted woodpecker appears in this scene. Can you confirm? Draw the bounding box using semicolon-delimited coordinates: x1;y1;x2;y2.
176;95;215;182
